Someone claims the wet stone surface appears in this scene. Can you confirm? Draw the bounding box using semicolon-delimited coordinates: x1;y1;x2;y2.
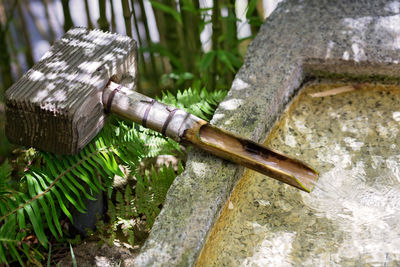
198;82;400;266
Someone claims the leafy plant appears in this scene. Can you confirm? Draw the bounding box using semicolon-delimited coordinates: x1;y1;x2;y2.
101;162;183;248
160;87;227;120
106;186;137;246
0;86;227;265
135;162;184;227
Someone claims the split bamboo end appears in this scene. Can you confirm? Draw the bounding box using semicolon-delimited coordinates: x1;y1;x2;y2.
184;124;319;193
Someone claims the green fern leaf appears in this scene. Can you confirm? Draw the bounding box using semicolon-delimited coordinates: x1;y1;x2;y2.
26;174;58;239
9;242;24;266
17;208;26;230
0;85;228;264
0;242;7;263
0;160;12;180
0;160;12;200
22;201;47;247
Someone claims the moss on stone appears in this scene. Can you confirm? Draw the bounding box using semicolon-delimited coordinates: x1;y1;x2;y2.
307;70;400;84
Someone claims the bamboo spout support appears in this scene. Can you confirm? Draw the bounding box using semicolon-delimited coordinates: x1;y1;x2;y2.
104;82;318;192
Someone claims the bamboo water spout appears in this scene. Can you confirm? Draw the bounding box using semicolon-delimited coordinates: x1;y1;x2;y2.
104;82;318;192
5;28;318;193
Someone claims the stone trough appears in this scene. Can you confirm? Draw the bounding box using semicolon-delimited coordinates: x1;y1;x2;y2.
135;0;400;265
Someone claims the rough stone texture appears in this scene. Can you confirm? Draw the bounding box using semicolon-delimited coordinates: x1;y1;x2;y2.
135;1;400;266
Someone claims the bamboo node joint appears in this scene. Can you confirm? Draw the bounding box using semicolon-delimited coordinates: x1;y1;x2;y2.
105;85;122;113
141;99;156;128
162;108;179;136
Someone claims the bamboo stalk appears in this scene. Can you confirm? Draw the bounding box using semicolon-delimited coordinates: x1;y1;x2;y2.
131;0;143;47
225;0;237;52
179;0;201;74
0;0;17;98
130;0;143;47
84;0;94;29
6;29;22;78
97;0;110;31
157;0;180;72
109;0;117;32
130;0;145;92
42;0;56;43
247;0;262;36
224;0;238;84
16;1;35;67
0;27;13;98
151;6;168;74
175;13;187;72
256;0;264;19
191;125;318;192
22;0;51;42
137;0;158;81
211;0;220;90
121;0;132;37
61;0;74;32
191;0;201;52
104;81;319;192
172;0;188;75
0;0;6;27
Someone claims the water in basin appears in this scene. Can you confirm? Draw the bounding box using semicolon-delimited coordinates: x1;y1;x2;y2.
197;82;400;266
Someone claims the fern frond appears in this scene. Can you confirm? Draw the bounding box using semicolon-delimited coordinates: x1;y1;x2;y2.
0;86;227;264
0;206;31;265
159;87;227;120
0;160;13;200
135;162;184;227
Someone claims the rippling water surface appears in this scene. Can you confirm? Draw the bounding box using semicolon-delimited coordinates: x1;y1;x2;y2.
198;82;400;266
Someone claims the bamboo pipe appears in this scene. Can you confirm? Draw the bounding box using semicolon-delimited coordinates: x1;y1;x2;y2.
104;81;318;192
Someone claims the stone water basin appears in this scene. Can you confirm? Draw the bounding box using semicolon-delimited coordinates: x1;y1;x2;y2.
197;82;400;266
